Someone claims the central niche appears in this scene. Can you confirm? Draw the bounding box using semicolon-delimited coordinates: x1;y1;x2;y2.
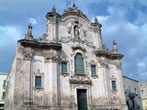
74;20;80;37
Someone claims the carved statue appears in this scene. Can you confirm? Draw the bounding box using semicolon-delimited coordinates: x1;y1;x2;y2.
74;25;80;37
67;23;72;34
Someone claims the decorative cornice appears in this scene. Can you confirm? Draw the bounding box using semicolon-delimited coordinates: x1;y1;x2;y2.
18;39;62;50
95;50;124;60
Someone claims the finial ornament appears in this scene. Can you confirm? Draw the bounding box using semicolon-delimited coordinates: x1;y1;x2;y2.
112;40;118;53
94;17;98;24
27;24;32;36
73;0;76;6
72;0;78;9
25;24;33;40
52;6;56;13
73;3;76;7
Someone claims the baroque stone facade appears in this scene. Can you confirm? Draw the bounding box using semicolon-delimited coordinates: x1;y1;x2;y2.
5;4;128;110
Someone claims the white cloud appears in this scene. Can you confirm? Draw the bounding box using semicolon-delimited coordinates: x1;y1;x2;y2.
93;5;147;81
0;25;20;48
29;18;37;25
137;62;145;68
96;16;109;23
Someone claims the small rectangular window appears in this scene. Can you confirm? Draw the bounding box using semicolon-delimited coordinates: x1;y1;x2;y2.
2;92;5;100
35;76;41;87
112;81;116;91
91;65;96;75
61;62;67;73
129;86;131;95
3;80;6;88
141;90;144;96
0;104;4;108
134;88;136;94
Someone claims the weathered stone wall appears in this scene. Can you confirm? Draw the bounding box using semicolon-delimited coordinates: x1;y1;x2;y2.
5;5;128;110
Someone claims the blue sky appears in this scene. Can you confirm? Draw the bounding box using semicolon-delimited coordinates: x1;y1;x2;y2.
0;0;147;81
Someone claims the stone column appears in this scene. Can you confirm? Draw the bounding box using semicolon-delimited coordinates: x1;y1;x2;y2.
116;62;128;110
99;61;111;104
22;51;33;106
46;56;61;110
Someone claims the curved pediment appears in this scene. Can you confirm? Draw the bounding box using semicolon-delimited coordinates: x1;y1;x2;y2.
62;4;91;24
71;45;86;52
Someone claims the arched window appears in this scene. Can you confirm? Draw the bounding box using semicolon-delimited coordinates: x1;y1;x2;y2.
74;53;84;74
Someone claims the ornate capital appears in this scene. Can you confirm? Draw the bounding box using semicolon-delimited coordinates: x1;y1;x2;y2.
45;55;60;63
23;48;34;60
99;60;108;67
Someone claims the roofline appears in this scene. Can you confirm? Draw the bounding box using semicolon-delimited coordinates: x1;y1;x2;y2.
123;76;139;82
0;72;8;75
139;81;147;83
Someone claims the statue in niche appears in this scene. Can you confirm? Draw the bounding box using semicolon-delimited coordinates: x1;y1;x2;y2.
74;25;80;37
67;23;72;34
73;20;80;38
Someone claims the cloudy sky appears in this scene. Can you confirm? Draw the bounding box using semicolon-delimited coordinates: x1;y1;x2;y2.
0;0;147;81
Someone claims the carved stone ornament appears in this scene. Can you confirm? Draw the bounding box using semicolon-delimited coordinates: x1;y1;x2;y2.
34;69;44;75
99;59;121;69
45;55;60;62
91;74;98;79
74;24;80;37
83;30;87;37
33;87;44;92
24;53;33;59
38;33;48;42
60;56;68;62
110;76;116;81
99;60;108;67
69;75;92;85
71;45;86;52
43;51;61;62
112;89;117;94
89;60;96;65
61;72;70;77
67;26;72;34
116;64;122;69
23;49;34;60
60;36;95;48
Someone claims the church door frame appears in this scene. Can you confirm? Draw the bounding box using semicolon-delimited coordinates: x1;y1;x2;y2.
77;89;88;110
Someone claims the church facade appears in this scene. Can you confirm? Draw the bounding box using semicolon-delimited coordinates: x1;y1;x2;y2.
5;5;128;110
